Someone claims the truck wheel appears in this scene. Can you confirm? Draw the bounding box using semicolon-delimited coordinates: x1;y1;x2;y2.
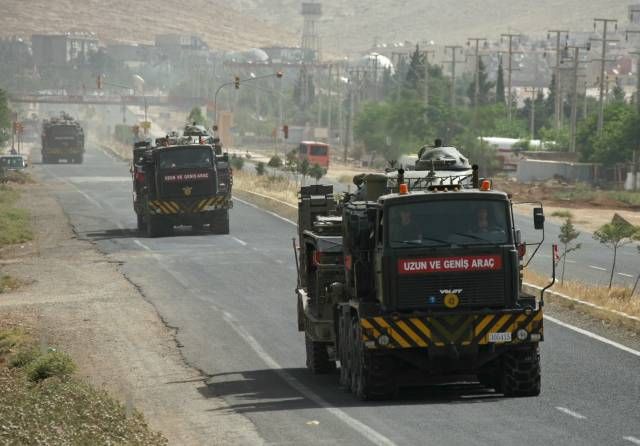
305;336;335;374
136;213;146;232
209;209;230;234
146;216;167;238
76;154;84;164
338;311;352;390
350;317;396;400
499;344;541;397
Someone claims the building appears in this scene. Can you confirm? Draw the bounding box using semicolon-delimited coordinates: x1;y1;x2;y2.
31;32;99;67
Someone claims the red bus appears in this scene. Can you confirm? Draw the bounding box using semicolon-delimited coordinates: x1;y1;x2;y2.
298;141;330;168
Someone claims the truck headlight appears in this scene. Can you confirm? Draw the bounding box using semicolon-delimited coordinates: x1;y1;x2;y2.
377;334;390;346
516;329;528;341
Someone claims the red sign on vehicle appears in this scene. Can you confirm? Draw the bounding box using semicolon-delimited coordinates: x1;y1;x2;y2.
163;172;209;182
398;255;502;274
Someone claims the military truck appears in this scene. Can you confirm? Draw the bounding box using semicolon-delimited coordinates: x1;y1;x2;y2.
295;162;551;400
41;113;85;164
132;139;232;237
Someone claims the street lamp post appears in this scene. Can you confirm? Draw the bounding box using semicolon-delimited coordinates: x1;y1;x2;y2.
213;72;283;136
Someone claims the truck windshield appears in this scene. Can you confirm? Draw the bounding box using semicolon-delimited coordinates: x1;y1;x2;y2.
387;199;510;247
158;148;212;169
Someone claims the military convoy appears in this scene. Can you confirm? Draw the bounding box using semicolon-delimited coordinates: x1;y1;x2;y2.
131;126;232;237
295;144;551;399
41;113;85;164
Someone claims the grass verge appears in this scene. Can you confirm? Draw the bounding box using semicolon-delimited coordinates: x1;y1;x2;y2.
233;169;298;206
0;185;33;247
0;327;167;445
0;275;20;293
525;269;640;320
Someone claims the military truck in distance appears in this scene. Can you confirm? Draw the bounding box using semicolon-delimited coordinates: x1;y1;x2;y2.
295;164;550;400
41;114;85;164
132;139;232;237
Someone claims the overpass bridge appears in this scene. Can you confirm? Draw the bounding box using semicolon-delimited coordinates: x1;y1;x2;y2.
9;93;208;108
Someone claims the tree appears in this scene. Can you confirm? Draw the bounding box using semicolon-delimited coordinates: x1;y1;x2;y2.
309;164;326;183
0;89;11;146
611;85;626;104
268;155;283;168
404;45;425;93
593;216;639;288
558;216;581;283
256;161;266;176
298;158;310;185
230;154;244;171
187;107;206;126
495;56;505;105
467;59;495;107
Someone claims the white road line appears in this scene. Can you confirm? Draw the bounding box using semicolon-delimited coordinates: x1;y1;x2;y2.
221;310;397;446
617;273;634;278
565;260;577;264
555;407;587;420
47;169;104;209
623;436;640;445
233;197;297;226
133;239;152;251
588;265;606;271
232;236;247;246
545;316;640;358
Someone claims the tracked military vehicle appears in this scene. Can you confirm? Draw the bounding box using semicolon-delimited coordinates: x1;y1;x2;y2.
41;113;85;164
295;159;552;400
132;137;232;237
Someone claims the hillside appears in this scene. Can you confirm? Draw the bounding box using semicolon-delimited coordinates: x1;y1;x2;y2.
0;0;296;50
235;0;631;52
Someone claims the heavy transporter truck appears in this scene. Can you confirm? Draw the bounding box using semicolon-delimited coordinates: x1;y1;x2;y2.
295;162;551;400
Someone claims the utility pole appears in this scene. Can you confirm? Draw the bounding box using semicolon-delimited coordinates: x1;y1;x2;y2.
421;48;436;115
547;30;569;129
467;37;487;127
326;64;333;145
501;33;522;121
593;18;618;135
444;45;463;108
524;87;538;140
626;30;640;113
565;45;587;152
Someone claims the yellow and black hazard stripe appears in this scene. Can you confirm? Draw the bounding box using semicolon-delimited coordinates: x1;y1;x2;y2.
195;195;231;211
360;311;543;349
148;200;180;215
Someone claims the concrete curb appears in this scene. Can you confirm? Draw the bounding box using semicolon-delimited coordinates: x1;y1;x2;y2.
235;185;640;333
523;283;640;332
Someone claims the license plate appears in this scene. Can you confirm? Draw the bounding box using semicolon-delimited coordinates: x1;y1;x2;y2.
488;332;512;343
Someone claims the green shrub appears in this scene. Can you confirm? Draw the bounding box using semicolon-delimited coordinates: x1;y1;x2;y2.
256;162;266;176
26;351;76;382
230;155;244;171
10;348;40;368
268;155;283;168
551;210;573;219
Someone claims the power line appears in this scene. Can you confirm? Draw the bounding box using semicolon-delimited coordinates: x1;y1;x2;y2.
501;33;522;121
444;45;463;108
467;37;487;127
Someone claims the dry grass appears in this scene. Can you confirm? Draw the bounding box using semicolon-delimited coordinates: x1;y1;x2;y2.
0;328;167;445
234;170;298;207
0;275;21;294
0;185;33;247
525;269;640;319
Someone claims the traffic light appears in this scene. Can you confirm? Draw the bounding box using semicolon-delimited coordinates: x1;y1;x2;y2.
234;76;240;89
282;124;289;139
97;74;102;89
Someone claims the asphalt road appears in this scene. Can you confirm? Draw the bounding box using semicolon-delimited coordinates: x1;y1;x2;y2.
35;145;640;446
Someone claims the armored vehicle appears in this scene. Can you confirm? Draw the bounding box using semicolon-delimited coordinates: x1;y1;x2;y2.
41;113;85;164
295;162;551;400
132;139;232;237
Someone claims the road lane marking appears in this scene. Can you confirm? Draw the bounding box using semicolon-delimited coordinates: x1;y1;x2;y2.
617;273;634;278
588;265;606;271
47;169;104;209
133;239;152;251
565;260;576;264
545;315;640;358
134;239;191;289
624;436;640;445
220;310;397;446
233;197;297;226
555;407;586;420
232;237;247;246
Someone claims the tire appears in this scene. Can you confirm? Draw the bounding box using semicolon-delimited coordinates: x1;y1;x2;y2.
349;317;396;400
498;344;541;397
209;209;230;234
136;213;146;232
338;311;352;390
305;336;335;374
146;215;170;238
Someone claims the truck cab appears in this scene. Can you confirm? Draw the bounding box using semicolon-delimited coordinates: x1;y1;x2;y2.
133;143;232;237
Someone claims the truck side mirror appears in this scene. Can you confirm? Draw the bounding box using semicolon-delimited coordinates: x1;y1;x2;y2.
533;207;545;230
